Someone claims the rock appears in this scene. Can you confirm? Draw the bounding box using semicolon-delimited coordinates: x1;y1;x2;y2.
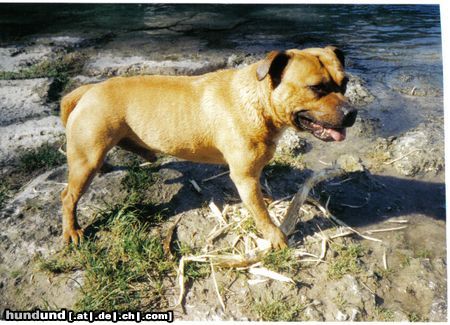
34;36;86;48
345;74;375;106
304;305;324;321
0;78;54;126
84;53;228;77
390;123;444;176
350;307;361;321
420;258;433;272
227;53;259;68
0;116;64;166
368;120;444;176
349;115;381;138
335;310;348;321
276;128;309;156
337;154;365;173
391;308;410;322
0;37;88;74
0;45;55;72
432;257;446;274
429;299;447;322
387;67;443;97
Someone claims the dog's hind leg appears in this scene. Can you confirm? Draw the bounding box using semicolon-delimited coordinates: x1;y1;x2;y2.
61;126;117;245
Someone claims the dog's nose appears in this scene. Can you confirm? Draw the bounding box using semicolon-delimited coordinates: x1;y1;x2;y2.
342;105;357;127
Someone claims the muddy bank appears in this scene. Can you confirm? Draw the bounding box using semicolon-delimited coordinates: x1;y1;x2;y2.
0;3;445;322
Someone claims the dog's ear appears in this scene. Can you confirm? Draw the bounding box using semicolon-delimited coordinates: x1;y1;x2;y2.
326;46;345;68
256;51;290;87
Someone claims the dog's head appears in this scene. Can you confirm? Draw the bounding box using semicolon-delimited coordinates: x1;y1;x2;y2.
257;46;357;142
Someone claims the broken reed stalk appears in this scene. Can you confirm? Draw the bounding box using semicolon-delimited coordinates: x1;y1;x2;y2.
365;225;408;234
202;171;230;182
385;219;409;224
177;256;186;306
280;166;346;236
189;179;202;193
210;260;226;311
307;197;383;243
209;200;227;225
383;149;422;165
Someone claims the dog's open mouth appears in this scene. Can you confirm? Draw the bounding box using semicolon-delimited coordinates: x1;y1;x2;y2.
295;114;346;142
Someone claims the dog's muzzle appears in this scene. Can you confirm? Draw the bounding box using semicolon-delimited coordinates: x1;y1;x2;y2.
294;105;357;142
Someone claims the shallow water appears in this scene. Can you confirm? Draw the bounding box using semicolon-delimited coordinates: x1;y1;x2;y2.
0;5;441;64
0;4;443;135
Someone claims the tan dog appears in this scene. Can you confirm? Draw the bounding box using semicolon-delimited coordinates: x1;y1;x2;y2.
60;46;356;249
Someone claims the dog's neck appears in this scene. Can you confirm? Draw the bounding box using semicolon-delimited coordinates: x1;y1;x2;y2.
236;63;286;130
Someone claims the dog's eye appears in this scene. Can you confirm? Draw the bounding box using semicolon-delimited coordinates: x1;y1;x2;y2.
308;84;328;96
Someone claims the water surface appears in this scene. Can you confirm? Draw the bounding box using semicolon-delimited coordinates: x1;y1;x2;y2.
0;4;443;135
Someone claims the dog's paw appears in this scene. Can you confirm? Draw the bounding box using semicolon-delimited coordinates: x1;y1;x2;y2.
264;226;288;250
63;227;84;246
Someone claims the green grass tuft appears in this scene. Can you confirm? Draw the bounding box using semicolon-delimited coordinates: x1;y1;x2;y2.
327;243;365;280
121;163;154;193
120;161;161;205
0;53;86;103
18;143;66;172
38;161;174;311
0;53;85;82
239;216;257;233
262;247;300;274
254;296;304;321
415;248;432;259
38;253;82;274
408;312;427;322
333;292;348;310
398;253;412;267
373;307;395;321
173;241;211;281
39;197;174;311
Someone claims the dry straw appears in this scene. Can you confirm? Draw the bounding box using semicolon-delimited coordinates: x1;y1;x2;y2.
171;165;408;309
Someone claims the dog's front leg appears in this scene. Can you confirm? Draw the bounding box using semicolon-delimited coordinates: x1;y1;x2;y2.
230;167;287;249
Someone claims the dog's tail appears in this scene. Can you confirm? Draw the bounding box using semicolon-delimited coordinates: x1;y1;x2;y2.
60;84;94;127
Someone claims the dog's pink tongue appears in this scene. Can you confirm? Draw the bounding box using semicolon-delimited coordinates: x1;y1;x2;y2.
326;128;346;141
